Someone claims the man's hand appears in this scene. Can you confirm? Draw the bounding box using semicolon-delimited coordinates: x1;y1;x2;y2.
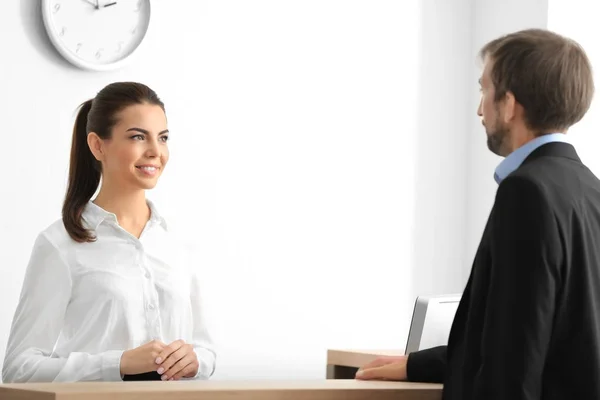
355;355;408;381
155;339;199;381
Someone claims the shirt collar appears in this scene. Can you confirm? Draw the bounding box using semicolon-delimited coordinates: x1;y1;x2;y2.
494;133;570;184
82;199;168;231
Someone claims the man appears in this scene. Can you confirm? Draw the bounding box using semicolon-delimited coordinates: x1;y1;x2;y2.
356;29;599;399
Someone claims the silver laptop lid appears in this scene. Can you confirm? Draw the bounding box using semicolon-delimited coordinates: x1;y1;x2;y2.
405;294;461;354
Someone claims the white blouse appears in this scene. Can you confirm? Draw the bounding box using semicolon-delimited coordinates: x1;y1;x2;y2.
2;201;215;383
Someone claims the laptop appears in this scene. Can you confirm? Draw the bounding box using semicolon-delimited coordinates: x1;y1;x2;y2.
405;294;461;354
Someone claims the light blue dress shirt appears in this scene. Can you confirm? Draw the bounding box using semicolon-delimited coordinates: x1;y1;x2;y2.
494;133;570;184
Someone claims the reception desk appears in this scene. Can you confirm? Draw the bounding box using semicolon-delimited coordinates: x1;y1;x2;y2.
0;380;442;400
327;349;405;379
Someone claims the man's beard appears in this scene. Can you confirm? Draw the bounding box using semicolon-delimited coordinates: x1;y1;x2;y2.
486;120;510;157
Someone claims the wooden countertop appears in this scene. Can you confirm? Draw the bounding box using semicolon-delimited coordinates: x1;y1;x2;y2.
0;380;442;400
327;349;406;368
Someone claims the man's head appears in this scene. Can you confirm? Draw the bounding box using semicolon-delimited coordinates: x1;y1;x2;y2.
477;29;594;157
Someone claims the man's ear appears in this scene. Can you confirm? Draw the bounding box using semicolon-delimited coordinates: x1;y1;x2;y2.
87;132;105;162
501;91;517;123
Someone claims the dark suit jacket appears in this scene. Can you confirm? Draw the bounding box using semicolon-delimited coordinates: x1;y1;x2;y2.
407;142;600;400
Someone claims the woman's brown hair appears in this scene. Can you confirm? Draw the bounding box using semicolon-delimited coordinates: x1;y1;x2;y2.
62;82;165;243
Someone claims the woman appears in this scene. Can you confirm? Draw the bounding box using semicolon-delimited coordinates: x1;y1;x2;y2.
1;82;215;382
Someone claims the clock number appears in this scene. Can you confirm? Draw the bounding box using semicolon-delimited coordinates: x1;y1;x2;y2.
59;27;66;37
53;3;60;13
131;26;137;35
76;43;83;53
135;0;143;12
95;48;104;59
116;41;124;53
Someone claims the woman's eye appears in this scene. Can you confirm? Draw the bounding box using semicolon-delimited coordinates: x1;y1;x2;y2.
131;135;145;140
160;136;169;143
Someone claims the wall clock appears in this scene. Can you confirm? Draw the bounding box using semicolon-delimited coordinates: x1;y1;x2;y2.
42;0;151;71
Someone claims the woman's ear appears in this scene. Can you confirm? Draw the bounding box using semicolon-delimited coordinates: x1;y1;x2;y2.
87;132;104;162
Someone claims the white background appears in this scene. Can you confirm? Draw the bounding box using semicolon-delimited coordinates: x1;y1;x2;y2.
548;0;600;177
0;0;581;380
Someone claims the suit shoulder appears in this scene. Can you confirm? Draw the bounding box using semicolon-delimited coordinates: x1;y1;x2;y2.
509;159;555;184
514;152;599;186
496;174;547;206
506;156;600;215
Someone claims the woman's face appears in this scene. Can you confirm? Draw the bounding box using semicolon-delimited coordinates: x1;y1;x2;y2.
90;103;169;191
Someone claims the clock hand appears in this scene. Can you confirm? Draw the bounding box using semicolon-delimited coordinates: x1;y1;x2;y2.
104;1;117;7
81;0;99;9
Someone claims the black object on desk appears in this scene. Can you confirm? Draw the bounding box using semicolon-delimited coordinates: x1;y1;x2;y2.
123;372;162;381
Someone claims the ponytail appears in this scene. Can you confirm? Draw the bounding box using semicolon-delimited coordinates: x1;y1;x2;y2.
62;99;100;243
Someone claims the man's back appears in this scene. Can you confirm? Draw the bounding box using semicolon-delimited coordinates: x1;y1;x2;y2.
444;142;600;400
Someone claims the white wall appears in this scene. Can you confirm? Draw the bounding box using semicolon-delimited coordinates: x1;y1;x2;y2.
410;0;472;298
0;0;543;381
548;0;600;176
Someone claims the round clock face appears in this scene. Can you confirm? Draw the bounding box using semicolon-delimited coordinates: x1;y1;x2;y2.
42;0;151;71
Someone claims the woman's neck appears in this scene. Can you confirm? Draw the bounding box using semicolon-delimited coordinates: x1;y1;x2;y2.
93;184;150;234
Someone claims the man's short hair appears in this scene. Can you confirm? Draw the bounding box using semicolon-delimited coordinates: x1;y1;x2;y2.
480;29;594;134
